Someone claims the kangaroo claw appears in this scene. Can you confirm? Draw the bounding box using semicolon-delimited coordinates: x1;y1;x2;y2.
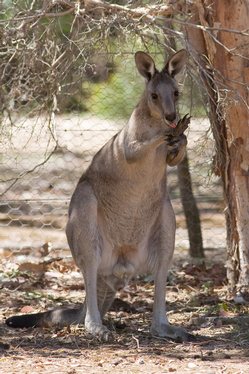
167;114;191;137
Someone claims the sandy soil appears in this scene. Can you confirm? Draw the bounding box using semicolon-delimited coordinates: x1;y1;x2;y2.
1;243;249;374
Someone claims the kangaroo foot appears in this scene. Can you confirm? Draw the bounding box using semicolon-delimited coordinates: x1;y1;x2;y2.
85;321;112;342
150;323;196;343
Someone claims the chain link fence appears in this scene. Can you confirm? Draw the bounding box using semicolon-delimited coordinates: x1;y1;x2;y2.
0;49;225;259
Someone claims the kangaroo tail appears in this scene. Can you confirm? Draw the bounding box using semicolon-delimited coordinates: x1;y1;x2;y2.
6;304;85;329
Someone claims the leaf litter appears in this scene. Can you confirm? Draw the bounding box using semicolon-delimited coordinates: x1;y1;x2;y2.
0;243;249;373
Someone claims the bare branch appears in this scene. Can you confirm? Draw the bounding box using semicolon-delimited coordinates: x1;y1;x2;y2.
0;0;178;24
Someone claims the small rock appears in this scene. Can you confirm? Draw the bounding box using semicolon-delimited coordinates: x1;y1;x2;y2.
234;294;246;304
187;362;197;369
112;359;123;366
136;358;145;365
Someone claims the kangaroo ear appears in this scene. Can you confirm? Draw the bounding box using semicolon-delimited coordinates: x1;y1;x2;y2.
135;51;156;81
165;49;187;77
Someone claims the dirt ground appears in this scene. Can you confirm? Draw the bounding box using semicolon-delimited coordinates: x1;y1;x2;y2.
1;243;249;374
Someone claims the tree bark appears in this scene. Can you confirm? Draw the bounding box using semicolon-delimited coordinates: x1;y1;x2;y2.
177;153;204;258
186;0;249;292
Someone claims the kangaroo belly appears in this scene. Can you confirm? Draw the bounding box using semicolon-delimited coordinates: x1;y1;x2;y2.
98;187;163;245
98;202;160;279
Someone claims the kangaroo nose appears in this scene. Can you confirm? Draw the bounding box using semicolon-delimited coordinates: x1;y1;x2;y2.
165;113;176;122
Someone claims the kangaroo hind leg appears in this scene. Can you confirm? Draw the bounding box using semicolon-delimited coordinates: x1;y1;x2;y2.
97;277;116;319
150;200;195;342
66;181;111;341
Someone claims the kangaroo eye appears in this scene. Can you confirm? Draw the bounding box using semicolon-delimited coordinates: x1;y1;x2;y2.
151;93;158;100
174;90;179;98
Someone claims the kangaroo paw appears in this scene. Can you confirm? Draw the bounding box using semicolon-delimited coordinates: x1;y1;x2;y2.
167;114;191;137
85;321;112;342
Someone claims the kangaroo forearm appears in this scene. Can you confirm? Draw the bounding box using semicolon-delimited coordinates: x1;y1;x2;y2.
124;136;164;163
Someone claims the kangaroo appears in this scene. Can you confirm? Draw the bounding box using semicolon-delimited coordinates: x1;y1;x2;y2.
6;49;194;342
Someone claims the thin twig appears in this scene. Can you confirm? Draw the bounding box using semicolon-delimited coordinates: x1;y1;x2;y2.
0;144;57;196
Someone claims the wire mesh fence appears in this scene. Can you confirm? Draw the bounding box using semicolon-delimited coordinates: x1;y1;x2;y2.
0;50;225;258
1;5;249;372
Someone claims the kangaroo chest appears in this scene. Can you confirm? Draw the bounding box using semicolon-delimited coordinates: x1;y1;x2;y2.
98;178;165;245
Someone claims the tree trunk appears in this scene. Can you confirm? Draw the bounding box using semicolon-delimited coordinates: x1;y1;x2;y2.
177;153;204;258
163;20;204;259
186;0;249;292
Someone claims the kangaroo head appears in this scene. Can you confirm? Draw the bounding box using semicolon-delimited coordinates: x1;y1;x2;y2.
135;49;187;129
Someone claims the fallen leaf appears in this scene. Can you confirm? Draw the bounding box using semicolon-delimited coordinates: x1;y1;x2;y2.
20;305;35;313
